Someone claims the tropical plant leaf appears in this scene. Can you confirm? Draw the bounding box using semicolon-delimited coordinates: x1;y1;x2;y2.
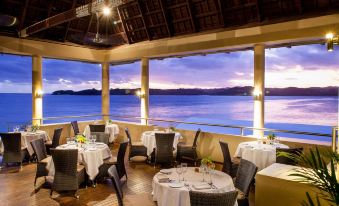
285;147;339;206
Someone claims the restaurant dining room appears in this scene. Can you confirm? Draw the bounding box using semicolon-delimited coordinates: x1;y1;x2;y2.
0;0;339;206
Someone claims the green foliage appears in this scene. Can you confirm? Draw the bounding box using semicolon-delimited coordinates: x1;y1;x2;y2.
280;148;339;206
267;133;276;140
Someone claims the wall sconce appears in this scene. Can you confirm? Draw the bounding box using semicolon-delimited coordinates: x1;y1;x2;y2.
252;90;262;100
326;32;338;52
36;90;43;98
135;90;145;98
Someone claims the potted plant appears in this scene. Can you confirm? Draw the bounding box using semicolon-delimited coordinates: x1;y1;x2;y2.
267;133;276;145
278;148;339;205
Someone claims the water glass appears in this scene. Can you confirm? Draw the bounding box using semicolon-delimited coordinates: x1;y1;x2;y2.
66;137;70;145
181;163;188;181
176;165;183;183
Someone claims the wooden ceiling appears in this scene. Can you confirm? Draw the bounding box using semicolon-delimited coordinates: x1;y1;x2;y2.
0;0;338;49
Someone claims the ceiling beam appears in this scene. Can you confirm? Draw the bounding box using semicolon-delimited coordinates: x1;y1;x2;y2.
159;0;172;37
186;0;197;32
0;36;106;62
105;14;339;62
63;0;77;42
136;0;151;40
83;15;94;42
117;6;131;44
18;0;30;30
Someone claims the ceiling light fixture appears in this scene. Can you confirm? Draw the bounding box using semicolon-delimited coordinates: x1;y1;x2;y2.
103;6;111;16
325;32;338;52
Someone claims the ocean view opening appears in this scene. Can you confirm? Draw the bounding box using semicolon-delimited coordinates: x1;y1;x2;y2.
0;44;338;142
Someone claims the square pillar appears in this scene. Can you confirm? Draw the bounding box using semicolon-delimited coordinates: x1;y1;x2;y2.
141;57;149;125
102;62;110;122
253;44;265;138
32;55;43;125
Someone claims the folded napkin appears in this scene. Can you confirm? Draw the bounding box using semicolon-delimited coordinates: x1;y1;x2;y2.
157;174;171;183
160;169;172;175
192;183;211;190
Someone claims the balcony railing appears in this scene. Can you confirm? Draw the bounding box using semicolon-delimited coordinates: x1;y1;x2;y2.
30;114;336;140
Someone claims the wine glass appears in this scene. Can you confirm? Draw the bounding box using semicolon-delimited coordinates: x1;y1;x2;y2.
176;165;183;183
181;163;187;181
207;163;215;188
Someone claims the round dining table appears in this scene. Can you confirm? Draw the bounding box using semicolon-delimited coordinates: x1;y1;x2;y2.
141;130;182;156
46;142;112;180
83;123;119;143
152;167;237;206
234;140;289;171
21;130;50;156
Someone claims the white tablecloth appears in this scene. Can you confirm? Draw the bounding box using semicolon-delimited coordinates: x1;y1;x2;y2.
141;131;182;156
153;167;237;206
0;131;49;155
46;143;112;180
21;131;50;155
83;124;119;143
234;141;289;171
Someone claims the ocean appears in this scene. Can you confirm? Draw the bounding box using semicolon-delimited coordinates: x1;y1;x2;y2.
0;94;337;142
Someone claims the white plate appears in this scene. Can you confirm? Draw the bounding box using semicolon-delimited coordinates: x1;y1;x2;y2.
96;142;105;145
168;182;184;188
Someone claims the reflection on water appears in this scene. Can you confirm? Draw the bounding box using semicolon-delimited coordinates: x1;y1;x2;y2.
0;94;337;141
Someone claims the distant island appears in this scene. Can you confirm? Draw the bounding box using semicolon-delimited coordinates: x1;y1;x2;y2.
52;86;338;96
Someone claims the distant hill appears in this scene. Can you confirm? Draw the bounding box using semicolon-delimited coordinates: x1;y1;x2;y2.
52;86;338;96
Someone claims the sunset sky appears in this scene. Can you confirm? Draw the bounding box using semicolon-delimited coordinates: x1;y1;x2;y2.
0;44;338;93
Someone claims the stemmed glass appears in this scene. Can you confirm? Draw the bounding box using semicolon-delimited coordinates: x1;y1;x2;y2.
207;163;216;188
181;163;187;181
176;164;183;183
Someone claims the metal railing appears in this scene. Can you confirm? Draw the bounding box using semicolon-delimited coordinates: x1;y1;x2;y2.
31;114;336;141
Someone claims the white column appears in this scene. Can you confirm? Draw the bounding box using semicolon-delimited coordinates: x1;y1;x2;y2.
102;62;110;122
253;44;265;138
32;55;43;125
141;57;149;125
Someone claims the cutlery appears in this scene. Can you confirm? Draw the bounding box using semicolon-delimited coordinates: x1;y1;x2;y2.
184;183;191;191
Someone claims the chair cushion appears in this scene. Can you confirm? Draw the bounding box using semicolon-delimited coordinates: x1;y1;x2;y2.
77;164;85;172
104;156;117;164
129;156;148;162
45;140;52;146
133;141;144;146
40;156;52;164
235;187;246;200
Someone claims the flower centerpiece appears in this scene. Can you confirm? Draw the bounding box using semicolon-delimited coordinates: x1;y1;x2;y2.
201;156;215;170
75;134;88;144
266;133;276;145
107;119;113;125
31;124;40;132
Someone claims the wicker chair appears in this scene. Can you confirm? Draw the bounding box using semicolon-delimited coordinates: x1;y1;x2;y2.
189;190;238;206
0;132;27;167
50;149;85;198
109;165;124;206
154;133;175;167
71;121;80;135
89;124;106;132
276;147;303;166
30;138;50;186
234;159;258;206
45;128;62;155
108;165;155;206
219;141;239;178
97;141;128;181
176;129;201;165
91;132;110;145
125;128;147;160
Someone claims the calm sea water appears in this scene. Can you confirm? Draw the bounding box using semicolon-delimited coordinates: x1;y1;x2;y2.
0;94;337;142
